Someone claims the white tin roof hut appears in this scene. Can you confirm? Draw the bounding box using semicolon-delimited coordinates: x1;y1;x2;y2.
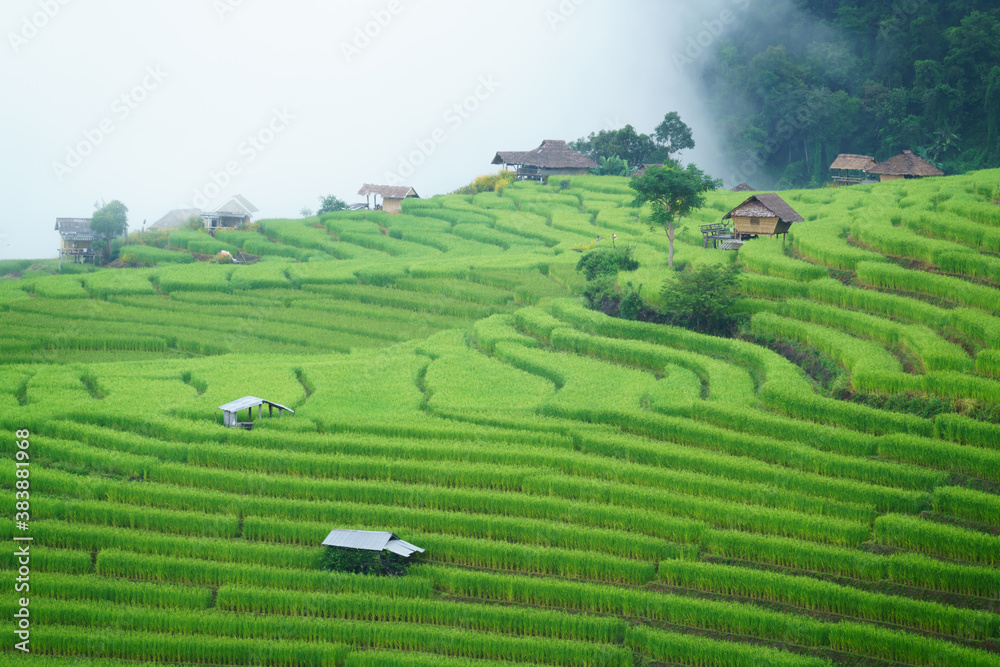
218;396;294;429
322;529;425;557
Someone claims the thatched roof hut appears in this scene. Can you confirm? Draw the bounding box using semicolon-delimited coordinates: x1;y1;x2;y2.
829;154;879;186
358;184;419;215
870;150;943;181
55;218;97;265
723;193;803;241
491;140;597;182
731;183;756;192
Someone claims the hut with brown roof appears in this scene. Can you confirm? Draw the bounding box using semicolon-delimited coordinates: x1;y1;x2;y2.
723;193;804;241
829;154;879;186
358;184;419;215
55;218;97;266
491;140;597;182
731;183;756;192
870;150;944;182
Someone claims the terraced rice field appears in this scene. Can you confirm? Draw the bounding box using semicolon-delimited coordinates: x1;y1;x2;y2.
2;171;1000;666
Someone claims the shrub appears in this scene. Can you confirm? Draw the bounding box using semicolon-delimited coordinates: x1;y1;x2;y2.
575;247;639;281
660;262;745;336
320;546;413;576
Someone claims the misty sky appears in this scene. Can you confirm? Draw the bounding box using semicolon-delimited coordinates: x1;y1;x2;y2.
1;0;740;259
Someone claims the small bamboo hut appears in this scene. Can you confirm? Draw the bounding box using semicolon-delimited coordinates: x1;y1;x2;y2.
491;140;597;182
723;193;803;241
55;218;97;266
829;154;878;186
217;396;294;429
357;184;419;215
870;150;943;182
731;183;756;192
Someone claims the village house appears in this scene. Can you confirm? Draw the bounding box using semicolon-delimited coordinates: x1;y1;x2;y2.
723;193;804;242
829;154;879;186
357;184;419;215
491;139;597;182
55;218;97;265
869;150;944;182
202;195;258;231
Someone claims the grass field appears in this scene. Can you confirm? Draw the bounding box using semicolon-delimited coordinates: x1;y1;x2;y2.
2;171;1000;666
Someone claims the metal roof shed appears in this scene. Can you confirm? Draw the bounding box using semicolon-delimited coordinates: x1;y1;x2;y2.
322;529;425;558
217;396;294;429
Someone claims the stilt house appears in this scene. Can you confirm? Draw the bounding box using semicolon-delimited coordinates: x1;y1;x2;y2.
723;193;803;241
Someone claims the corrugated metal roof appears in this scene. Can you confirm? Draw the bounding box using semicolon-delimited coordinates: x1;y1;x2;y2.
385;538;425;557
322;529;394;551
218;396;294;413
358;184;419;199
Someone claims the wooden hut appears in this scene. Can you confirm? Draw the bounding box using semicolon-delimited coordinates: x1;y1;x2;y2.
491;140;597;182
357;184;419;215
870;150;943;182
217;396;294;429
723;193;803;241
731;183;756;192
322;529;424;558
55;218;97;266
829;154;878;186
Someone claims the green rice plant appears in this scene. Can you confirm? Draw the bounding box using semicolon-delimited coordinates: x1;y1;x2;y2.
739;239;828;281
657;559;997;639
30;625;350;666
933;486;1000;527
738;272;810;299
218;587;626;644
976;350;1000;378
874;514;1000;566
625;626;832;667
856;261;1000;312
346;652;537;667
887;552;1000;598
29;275;89;299
118;244;194;265
700;529;888;580
934;413;1000;449
29;573;213;609
829;621;1000;667
261;219;353;258
906;210;1000;253
97;549;433;597
0;546;91;575
154;263;235;293
419;564;830;649
31;497;239;538
792;220;887;270
304;284;497;319
228;261;292;290
473;314;540;353
879;433;1000;482
948;199;1000;226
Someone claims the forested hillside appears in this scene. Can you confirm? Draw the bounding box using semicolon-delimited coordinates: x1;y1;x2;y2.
701;1;1000;187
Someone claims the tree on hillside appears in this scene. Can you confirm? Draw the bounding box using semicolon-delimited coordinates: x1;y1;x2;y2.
90;200;129;258
629;165;721;268
317;195;347;215
571;112;696;167
654;112;695;159
660;262;744;337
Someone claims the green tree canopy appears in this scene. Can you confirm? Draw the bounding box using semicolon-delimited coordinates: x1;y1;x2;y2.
629;164;721;267
90;200;129;256
317;195;347;215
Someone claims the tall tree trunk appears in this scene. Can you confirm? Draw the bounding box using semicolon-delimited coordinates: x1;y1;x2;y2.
666;223;675;268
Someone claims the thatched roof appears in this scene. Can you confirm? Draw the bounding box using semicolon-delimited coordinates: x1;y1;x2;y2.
723;193;804;224
358;184;419;199
492;140;597;170
870;150;943;177
731;183;756;192
829;154;878;171
150;208;202;230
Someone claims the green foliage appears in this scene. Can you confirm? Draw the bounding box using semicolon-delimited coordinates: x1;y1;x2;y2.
318;194;348;215
575;246;639;281
320;546;412;576
660;262;744;336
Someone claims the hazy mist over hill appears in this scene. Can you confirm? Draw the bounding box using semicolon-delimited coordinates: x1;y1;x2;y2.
2;0;757;259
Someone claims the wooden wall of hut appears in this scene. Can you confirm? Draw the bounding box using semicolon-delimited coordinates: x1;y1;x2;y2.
732;215;789;237
382;199;404;215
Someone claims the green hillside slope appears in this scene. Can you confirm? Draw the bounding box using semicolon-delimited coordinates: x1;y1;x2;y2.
2;172;1000;667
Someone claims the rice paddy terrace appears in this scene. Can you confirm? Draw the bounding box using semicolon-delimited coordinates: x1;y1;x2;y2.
3;171;1000;667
